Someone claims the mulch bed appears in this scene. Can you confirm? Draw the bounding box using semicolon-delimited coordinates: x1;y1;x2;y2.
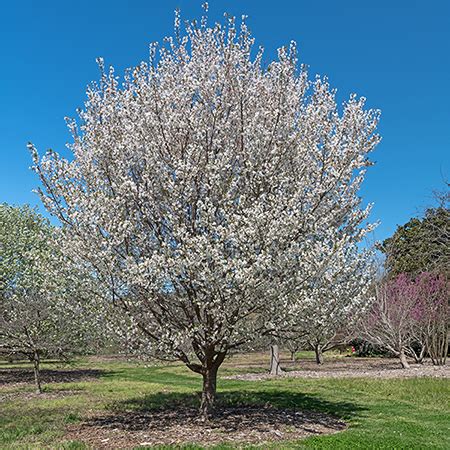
64;405;346;448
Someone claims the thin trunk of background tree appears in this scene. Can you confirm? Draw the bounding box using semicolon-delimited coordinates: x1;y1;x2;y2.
427;325;448;366
314;344;324;365
32;350;42;394
269;344;283;375
399;349;410;369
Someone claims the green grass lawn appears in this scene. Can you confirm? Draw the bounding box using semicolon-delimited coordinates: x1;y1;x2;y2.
1;354;449;449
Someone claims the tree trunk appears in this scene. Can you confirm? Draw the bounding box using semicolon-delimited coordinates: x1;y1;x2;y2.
399;349;410;369
290;350;296;362
314;345;323;365
427;327;448;366
269;344;283;375
32;350;42;394
415;345;426;364
200;365;218;420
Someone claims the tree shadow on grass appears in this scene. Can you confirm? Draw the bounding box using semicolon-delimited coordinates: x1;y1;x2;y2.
65;390;356;447
0;368;106;385
99;366;365;423
61;371;366;446
91;388;363;431
134;389;358;416
218;390;362;421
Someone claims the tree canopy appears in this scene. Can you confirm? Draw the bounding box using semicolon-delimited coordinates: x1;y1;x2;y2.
380;206;449;276
0;204;101;392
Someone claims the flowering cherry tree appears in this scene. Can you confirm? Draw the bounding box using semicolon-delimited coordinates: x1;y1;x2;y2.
30;6;380;417
281;246;374;365
0;205;99;393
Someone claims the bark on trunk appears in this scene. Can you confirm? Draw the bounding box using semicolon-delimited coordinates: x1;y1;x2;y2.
185;347;226;420
200;366;218;420
32;350;42;394
269;344;283;375
314;345;323;365
399;350;410;369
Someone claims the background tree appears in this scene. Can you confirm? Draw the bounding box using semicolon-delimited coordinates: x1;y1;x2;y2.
375;187;449;365
277;245;374;365
0;204;100;393
360;272;449;367
359;274;418;368
413;272;449;366
31;7;380;418
380;204;449;277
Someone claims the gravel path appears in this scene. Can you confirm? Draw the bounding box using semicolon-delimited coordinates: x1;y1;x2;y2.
224;359;450;381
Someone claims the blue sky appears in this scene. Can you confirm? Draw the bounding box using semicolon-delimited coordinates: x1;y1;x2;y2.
0;0;448;243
